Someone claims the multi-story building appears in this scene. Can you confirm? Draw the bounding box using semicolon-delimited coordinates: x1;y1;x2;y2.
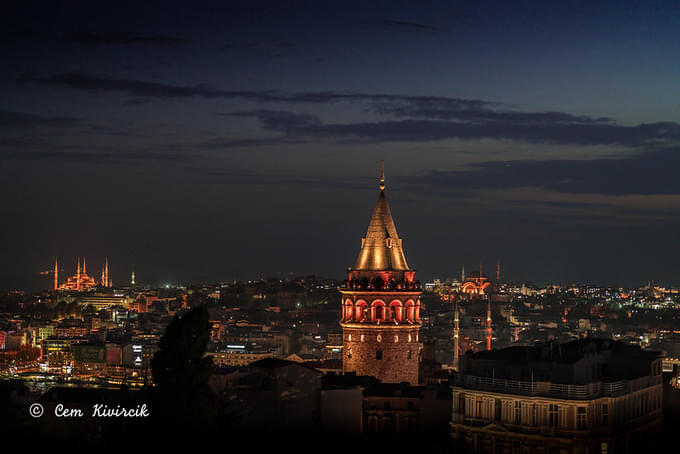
206;345;275;367
450;339;663;454
339;163;422;385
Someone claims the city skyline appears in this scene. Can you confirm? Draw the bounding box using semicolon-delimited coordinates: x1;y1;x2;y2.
3;1;680;290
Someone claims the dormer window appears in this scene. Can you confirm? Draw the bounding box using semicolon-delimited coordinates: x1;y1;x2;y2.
385;238;392;248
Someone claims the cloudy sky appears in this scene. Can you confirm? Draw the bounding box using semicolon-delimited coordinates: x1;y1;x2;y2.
2;1;680;290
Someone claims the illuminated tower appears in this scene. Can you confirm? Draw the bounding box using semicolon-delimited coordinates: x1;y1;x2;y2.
461;265;465;282
54;258;59;290
82;257;87;275
101;258;110;288
496;258;500;284
131;270;135;286
76;258;81;291
453;299;460;371
339;162;422;385
486;298;492;351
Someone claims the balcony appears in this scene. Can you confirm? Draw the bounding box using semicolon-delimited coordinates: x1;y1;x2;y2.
450;373;660;400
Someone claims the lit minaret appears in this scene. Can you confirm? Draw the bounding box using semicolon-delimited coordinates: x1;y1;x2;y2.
131;269;135;286
496;258;500;284
82;257;87;274
461;265;465;282
76;258;81;291
453;299;460;371
101;258;110;287
486;298;492;351
54;258;59;290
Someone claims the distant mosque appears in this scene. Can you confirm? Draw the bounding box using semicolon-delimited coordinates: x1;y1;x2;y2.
460;260;500;296
460;270;493;295
54;257;112;291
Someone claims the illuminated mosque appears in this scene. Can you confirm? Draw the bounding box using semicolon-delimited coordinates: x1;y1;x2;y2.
54;257;111;291
460;270;493;295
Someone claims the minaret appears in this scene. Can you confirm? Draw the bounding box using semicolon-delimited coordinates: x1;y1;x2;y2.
54;258;59;290
131;270;136;286
486;298;492;351
82;257;87;275
453;299;460;371
76;258;81;291
479;260;483;295
496;258;500;284
461;265;465;282
105;258;109;287
339;162;422;385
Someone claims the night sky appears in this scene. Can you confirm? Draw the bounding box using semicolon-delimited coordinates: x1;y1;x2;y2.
2;1;680;290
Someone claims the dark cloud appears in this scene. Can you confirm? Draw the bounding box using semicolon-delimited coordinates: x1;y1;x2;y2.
415;147;680;196
221;108;680;148
0;149;196;164
375;20;440;32
219;110;321;131
18;73;273;101
70;32;188;46
20;73;495;109
0;110;79;129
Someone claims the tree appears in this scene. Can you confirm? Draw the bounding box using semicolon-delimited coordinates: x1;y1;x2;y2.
150;304;215;428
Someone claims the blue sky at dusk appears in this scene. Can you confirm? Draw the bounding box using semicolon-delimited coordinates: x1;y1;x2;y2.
2;1;680;289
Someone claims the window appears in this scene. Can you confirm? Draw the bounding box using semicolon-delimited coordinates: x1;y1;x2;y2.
577;407;587;429
514;401;522;425
602;403;609;425
348;348;352;359
407;350;412;360
531;403;538;426
458;393;466;415
476;396;483;418
601;442;608;454
376;350;382;360
375;306;383;320
549;404;559;427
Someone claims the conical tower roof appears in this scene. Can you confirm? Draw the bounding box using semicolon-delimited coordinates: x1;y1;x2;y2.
353;163;410;271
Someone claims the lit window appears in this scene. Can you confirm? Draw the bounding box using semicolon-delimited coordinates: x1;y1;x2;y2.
577;407;586;429
549;404;559;427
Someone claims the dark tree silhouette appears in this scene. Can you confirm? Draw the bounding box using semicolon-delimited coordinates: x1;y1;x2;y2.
150;304;216;430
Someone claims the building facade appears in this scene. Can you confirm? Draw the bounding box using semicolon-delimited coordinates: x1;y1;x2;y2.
339;163;422;385
450;339;663;454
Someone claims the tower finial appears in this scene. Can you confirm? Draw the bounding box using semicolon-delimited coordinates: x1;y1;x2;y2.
379;160;385;191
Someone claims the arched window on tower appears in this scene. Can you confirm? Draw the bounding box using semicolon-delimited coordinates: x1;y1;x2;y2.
405;300;415;323
371;300;386;322
389;300;403;323
344;299;354;321
355;300;368;322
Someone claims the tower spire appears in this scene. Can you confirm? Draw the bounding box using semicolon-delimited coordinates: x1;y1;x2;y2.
76;258;81;291
54;258;59;291
379;160;385;191
496;258;500;284
453;299;460;371
105;258;109;287
83;257;86;274
486;298;492;351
